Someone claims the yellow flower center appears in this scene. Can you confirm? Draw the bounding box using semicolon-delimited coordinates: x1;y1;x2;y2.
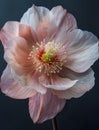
41;46;56;63
28;41;67;76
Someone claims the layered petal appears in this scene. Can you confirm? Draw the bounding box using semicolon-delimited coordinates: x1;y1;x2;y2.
50;6;77;42
39;75;77;90
29;90;66;123
20;5;49;31
0;22;19;45
4;36;33;75
20;5;77;42
0;66;36;99
50;6;77;31
0;21;36;46
37;6;77;42
65;29;99;72
53;68;95;99
11;70;47;94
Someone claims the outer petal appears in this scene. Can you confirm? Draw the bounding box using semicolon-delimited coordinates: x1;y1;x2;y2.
50;6;77;42
52;68;95;99
0;66;36;99
66;29;99;73
39;75;78;90
0;21;36;46
0;22;19;45
20;5;77;42
36;6;77;42
3;36;47;94
50;6;77;31
20;5;49;31
11;70;47;94
4;37;33;75
29;90;66;123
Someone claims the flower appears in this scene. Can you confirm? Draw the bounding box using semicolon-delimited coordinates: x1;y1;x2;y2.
0;5;99;123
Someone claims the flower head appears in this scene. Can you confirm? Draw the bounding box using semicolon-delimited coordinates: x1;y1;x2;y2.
0;5;99;123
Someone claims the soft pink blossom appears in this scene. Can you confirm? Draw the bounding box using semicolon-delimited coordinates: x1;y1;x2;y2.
0;5;99;123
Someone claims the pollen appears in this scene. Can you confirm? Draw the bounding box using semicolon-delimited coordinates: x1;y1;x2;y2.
41;53;54;63
41;47;56;63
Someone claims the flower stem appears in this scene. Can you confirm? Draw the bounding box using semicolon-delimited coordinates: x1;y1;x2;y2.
52;117;58;130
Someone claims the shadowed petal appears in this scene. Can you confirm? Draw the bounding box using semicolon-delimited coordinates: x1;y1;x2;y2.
0;21;36;46
4;37;33;75
39;75;77;90
53;68;95;99
0;66;36;99
29;90;66;123
65;29;99;72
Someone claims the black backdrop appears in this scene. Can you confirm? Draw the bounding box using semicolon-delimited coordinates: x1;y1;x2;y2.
0;0;99;130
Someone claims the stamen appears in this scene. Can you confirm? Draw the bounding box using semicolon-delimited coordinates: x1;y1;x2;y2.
28;40;67;76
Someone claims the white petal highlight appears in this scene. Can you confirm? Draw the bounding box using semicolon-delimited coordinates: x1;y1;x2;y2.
49;6;77;43
65;29;99;72
39;75;78;90
20;5;49;31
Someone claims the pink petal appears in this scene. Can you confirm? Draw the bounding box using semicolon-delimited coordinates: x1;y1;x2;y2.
53;68;95;99
20;5;49;31
19;23;37;43
65;29;99;72
26;72;47;94
29;90;66;123
37;6;77;42
0;21;37;46
36;17;54;42
20;5;77;43
50;6;77;31
0;66;36;99
3;36;47;94
39;75;77;90
10;69;47;94
4;37;33;75
50;6;77;42
0;22;19;45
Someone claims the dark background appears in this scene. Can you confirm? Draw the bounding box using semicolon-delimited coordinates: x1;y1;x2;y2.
0;0;99;130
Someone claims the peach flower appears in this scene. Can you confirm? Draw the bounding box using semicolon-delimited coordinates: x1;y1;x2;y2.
0;5;99;123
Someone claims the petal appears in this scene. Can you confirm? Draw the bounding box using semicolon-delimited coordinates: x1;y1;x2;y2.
66;29;99;72
0;66;36;99
0;21;37;46
37;6;77;42
4;37;33;75
0;22;19;45
20;5;49;31
53;68;95;99
20;5;77;43
50;6;77;42
29;90;66;123
4;36;47;94
10;69;47;94
39;75;78;90
18;23;37;43
50;6;77;30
